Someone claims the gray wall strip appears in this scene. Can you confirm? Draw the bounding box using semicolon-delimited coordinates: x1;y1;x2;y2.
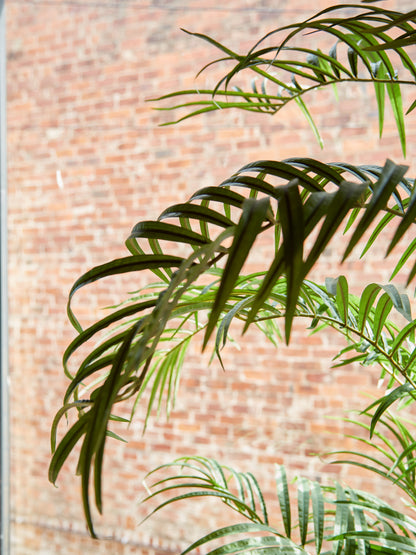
0;0;10;553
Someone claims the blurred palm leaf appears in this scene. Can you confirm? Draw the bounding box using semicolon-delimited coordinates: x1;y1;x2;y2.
141;456;416;554
326;408;416;506
152;5;416;155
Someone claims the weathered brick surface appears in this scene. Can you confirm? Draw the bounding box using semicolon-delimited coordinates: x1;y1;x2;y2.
6;0;416;552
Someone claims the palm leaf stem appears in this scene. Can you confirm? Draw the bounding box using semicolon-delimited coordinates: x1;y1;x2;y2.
157;77;415;110
254;310;416;390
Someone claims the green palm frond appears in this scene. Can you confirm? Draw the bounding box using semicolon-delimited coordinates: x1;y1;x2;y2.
50;3;416;542
50;155;416;535
50;270;416;535
326;408;416;504
152;5;416;154
141;456;416;554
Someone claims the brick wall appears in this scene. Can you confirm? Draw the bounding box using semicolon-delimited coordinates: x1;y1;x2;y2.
6;0;416;553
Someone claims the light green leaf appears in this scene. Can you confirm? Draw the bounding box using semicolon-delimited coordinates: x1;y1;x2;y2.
386;82;406;157
332;483;350;555
336;275;349;326
333;531;416;553
360;212;395;258
276;465;291;538
297;477;310;546
372;292;393;343
311;482;324;554
382;284;412;322
294;96;324;149
406;98;416;114
374;62;386;137
390;237;416;280
181;523;283;555
203;535;303;555
358;283;381;333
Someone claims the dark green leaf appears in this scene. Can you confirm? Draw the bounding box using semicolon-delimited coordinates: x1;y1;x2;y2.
204;198;269;348
67;255;183;332
159;203;234;228
306;181;367;273
364;35;416;51
367;384;414;437
127;221;211;246
386;82;406;157
279;182;305;342
181;523;282;555
190;186;246;210
311;482;324;554
63;299;157;380
347;46;358;77
238;160;325;192
244;190;332;333
343;160;408;261
78;320;142;536
387;193;416;256
223;174;278;198
49;413;89;485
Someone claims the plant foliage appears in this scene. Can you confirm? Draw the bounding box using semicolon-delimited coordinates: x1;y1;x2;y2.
142;455;416;554
50;3;416;552
153;3;416;155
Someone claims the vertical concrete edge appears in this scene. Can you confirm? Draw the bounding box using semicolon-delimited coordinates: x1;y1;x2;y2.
0;0;9;553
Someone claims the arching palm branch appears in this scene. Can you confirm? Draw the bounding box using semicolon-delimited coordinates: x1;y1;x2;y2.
49;3;416;543
153;4;416;155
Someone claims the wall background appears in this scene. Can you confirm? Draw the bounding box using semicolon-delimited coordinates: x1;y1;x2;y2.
6;0;416;553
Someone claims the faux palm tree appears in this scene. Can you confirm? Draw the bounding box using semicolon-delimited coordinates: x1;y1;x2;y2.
50;3;416;552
